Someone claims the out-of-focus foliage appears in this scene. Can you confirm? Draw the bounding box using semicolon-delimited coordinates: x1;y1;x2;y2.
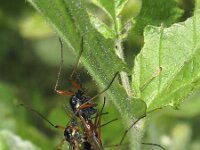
1;0;200;150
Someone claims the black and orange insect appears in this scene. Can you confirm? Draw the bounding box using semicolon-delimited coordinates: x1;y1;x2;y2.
19;103;92;150
54;37;118;122
19;97;115;150
19;35;119;150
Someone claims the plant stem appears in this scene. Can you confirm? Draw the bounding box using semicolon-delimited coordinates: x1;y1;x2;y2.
114;16;146;150
115;38;141;150
115;39;132;97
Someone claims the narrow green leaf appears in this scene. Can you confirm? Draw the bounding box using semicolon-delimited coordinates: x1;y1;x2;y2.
132;0;200;111
132;0;183;35
91;0;115;20
115;0;129;16
88;13;115;39
91;0;128;33
91;0;128;20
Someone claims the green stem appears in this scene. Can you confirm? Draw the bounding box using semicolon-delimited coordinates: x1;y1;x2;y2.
115;39;132;97
114;18;145;150
115;38;143;150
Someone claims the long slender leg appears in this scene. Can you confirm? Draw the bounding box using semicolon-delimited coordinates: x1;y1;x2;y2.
78;103;97;110
55;89;75;96
93;110;101;144
99;118;118;128
54;38;82;95
97;97;106;143
69;79;81;90
97;112;101;145
104;143;165;150
95;98;106;145
70;37;84;79
19;104;65;131
80;72;119;108
119;115;146;145
91;112;109;120
100;97;106;115
119;108;163;146
54;38;64;93
117;115;165;150
56;139;65;150
79;114;102;150
142;142;165;150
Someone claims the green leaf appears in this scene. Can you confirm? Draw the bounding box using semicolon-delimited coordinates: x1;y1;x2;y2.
132;0;183;35
91;0;128;20
88;12;115;39
132;0;200;112
91;0;128;33
27;0;146;120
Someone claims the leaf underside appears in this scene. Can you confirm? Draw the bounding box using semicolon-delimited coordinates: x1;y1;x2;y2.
132;0;200;112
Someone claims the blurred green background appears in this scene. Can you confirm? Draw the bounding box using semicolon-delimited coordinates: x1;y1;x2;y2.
0;0;200;150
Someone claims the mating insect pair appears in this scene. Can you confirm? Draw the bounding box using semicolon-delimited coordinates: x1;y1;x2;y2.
20;37;118;150
20;100;104;150
53;37;120;150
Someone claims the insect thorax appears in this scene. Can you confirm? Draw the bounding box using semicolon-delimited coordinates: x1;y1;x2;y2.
69;91;97;120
